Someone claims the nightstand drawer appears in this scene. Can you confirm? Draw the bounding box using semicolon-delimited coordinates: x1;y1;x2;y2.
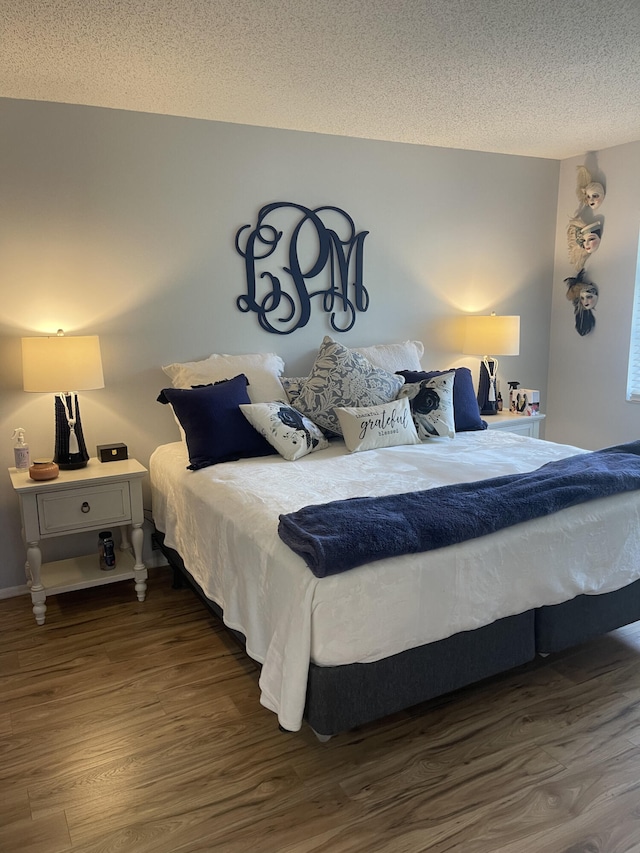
37;482;131;534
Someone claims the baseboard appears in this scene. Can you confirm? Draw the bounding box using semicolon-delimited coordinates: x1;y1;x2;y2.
0;584;29;600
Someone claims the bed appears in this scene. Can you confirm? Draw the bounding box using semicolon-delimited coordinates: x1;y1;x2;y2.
151;339;640;737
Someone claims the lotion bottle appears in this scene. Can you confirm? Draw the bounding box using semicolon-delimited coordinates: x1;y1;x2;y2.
12;428;31;471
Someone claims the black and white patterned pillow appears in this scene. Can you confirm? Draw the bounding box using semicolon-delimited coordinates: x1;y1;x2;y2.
294;337;405;435
398;370;456;439
240;402;329;461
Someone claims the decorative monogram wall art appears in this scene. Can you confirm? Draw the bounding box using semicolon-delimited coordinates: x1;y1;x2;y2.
235;202;369;334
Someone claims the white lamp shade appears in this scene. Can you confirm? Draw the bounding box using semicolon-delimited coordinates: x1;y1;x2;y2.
463;315;520;357
22;335;105;392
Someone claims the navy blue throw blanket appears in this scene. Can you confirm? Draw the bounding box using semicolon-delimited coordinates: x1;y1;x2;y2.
278;441;640;578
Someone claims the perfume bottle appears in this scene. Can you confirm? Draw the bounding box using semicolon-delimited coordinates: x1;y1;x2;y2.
12;428;30;471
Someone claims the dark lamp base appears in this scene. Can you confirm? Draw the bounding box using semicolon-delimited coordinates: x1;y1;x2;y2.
480;402;498;416
476;361;499;417
58;458;89;470
53;394;90;470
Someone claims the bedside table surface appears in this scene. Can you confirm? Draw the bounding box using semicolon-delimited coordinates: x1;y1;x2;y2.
484;411;546;439
485;412;546;427
9;457;147;493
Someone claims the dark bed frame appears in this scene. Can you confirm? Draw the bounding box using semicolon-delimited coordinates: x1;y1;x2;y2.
156;530;640;737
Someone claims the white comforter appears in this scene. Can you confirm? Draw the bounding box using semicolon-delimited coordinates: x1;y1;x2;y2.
150;432;640;731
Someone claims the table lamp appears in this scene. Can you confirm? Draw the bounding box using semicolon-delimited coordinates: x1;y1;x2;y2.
463;314;520;415
22;331;104;469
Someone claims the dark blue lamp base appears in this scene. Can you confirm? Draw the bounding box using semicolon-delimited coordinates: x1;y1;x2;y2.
54;393;90;469
477;360;498;416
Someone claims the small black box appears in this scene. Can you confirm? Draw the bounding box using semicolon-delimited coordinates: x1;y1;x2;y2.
97;443;128;463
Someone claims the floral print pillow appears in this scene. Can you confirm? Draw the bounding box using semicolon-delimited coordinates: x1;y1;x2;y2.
240;402;329;461
293;337;405;435
397;370;456;439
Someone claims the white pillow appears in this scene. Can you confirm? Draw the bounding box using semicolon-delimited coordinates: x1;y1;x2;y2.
294;336;405;435
354;341;424;373
162;352;286;403
336;397;420;453
398;370;456;439
240;402;329;461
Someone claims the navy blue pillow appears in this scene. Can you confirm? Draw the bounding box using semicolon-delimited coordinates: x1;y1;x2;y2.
397;367;487;432
157;374;276;469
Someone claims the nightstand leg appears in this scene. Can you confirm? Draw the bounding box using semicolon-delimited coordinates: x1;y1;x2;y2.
131;523;147;602
27;540;47;625
119;526;131;551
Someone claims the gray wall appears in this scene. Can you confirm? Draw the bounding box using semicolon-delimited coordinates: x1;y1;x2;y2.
0;98;559;594
546;141;640;449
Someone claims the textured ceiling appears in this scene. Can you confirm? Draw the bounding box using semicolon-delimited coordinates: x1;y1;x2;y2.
2;0;640;159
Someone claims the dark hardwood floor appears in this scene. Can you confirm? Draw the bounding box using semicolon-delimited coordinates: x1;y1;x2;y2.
3;566;640;853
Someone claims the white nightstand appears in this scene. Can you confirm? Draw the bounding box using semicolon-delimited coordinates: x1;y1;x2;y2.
9;458;148;625
485;412;546;439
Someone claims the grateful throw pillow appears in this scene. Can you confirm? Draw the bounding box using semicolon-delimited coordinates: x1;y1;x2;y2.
336;397;421;453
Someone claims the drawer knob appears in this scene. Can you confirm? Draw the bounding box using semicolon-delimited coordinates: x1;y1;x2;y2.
81;501;91;514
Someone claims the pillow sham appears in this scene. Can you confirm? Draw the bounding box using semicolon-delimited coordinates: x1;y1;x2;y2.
157;375;276;470
354;340;424;373
240;402;329;461
336;397;420;453
162;352;286;403
294;336;405;435
398;367;486;432
398;370;456;439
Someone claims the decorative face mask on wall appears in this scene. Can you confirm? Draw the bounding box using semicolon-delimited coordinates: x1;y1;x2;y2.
583;230;601;254
566;164;605;337
584;182;605;210
575;166;606;212
567;218;602;270
579;284;598;310
564;270;598;336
